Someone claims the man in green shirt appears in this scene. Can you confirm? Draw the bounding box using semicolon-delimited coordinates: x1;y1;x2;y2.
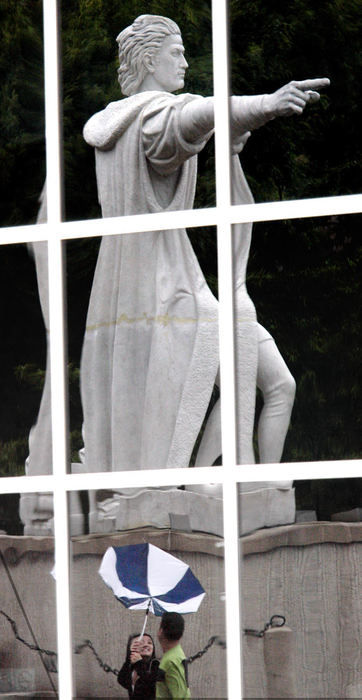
156;612;191;699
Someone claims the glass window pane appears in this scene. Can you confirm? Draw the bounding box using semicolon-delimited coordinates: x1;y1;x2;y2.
0;2;45;228
229;2;361;201
68;225;218;474
241;477;362;698
71;483;227;697
61;3;215;222
245;214;361;464
0;240;52;484
0;493;57;695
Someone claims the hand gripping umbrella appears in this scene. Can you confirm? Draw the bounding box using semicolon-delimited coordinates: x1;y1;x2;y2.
99;543;205;637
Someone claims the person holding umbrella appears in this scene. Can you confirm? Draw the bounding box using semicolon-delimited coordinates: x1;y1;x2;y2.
156;612;190;700
99;544;204;697
118;632;159;699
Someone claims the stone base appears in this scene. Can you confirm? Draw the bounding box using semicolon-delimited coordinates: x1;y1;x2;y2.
20;464;88;537
89;484;295;537
89;488;223;535
20;493;54;536
20;464;295;537
331;507;362;522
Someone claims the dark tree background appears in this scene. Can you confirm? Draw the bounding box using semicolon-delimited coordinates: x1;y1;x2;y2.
0;0;361;530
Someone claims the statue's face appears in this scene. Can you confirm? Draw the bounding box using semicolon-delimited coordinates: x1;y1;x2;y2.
151;34;188;92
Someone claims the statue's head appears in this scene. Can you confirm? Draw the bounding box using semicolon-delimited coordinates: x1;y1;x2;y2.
116;14;187;96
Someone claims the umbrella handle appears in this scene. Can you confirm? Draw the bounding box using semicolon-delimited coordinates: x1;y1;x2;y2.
139;599;152;640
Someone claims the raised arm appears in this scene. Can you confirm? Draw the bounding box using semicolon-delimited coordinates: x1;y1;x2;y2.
180;78;330;143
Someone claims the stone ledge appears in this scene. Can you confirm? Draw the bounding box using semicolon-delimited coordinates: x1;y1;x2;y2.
0;529;223;562
2;522;362;563
242;520;362;555
87;486;295;537
0;534;54;559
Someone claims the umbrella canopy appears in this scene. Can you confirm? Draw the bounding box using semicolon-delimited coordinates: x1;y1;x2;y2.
99;543;205;616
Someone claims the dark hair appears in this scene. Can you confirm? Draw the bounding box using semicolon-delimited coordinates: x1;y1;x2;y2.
160;612;185;641
125;633;155;662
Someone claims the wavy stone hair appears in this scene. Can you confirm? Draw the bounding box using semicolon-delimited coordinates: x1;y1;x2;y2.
116;14;181;96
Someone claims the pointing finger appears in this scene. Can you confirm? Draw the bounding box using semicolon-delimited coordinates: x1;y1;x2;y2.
305;90;321;103
293;78;330;91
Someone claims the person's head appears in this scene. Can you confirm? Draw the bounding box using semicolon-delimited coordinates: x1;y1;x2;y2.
158;612;185;647
139;634;155;659
126;633;155;661
116;14;188;95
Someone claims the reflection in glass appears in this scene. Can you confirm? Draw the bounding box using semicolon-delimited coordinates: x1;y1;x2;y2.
0;1;45;228
241;477;362;698
61;4;214;221
249;215;361;464
66;225;220;477
0;495;57;695
71;485;226;698
0;237;50;488
230;3;361;200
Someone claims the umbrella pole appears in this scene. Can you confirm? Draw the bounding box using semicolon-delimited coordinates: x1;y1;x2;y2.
139;600;151;639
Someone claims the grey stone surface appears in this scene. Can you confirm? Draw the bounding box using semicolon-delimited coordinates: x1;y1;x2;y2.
1;525;362;698
263;626;297;698
242;532;362;698
331;507;362;522
295;509;318;522
88;484;295;537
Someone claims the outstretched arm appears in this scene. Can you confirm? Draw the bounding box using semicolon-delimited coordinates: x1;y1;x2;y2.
180;78;330;142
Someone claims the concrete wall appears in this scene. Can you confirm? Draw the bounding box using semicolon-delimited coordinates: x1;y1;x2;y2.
1;523;362;698
71;530;226;698
0;531;226;698
0;537;57;695
242;522;362;699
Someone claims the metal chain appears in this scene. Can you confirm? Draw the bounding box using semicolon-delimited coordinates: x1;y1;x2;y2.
2;608;225;676
0;610;58;663
186;635;226;664
1;611;117;676
244;614;286;638
74;640;119;676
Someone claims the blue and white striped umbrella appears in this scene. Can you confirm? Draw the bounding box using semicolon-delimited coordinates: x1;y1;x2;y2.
99;543;205;619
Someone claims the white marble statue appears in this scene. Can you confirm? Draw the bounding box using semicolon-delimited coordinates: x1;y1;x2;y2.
81;14;329;472
19;187;54;534
19;186;86;535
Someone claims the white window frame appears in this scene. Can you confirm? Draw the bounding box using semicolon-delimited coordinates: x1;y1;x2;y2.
0;1;361;697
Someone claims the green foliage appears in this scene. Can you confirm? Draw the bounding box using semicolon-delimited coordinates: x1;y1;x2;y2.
249;214;361;463
14;363;45;391
230;0;362;201
0;0;44;225
0;437;28;477
0;493;22;534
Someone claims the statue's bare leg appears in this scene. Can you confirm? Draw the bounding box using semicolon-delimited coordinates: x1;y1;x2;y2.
195;317;259;466
195;324;295;466
256;324;296;463
194;370;221;467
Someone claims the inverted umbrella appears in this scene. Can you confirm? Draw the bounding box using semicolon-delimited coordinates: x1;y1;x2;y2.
99;543;205;636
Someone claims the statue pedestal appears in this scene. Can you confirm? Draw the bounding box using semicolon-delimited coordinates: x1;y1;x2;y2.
20;463;295;537
20;492;54;536
19;464;90;537
88;482;295;537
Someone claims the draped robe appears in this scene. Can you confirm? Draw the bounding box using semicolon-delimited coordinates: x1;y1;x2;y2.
82;91;257;470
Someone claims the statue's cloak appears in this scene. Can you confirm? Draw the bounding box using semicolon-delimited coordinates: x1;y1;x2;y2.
82;92;218;470
82;91;256;469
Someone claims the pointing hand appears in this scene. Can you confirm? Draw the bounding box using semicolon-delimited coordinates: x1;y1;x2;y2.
265;78;330;117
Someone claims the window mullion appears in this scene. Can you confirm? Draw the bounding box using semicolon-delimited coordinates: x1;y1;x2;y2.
212;0;243;698
43;1;73;697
